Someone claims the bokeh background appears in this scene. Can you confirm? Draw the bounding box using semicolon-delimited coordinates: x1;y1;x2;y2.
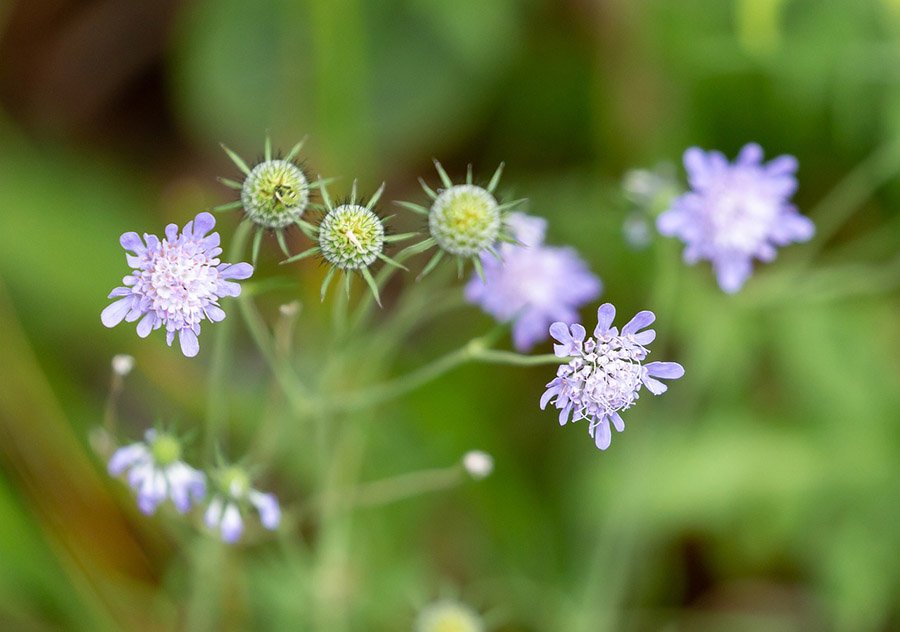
1;0;900;630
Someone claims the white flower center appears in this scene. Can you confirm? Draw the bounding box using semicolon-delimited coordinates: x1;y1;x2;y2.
137;239;220;327
564;334;646;419
707;175;779;253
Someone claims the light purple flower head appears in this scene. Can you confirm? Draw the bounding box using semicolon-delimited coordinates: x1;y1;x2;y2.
465;213;601;352
657;143;814;293
204;467;281;544
101;212;253;357
108;430;206;514
540;303;684;450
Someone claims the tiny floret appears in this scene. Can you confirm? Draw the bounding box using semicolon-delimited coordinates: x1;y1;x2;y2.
540;303;684;450
462;450;494;480
657;143;814;293
204;466;281;543
101;212;253;357
241;159;310;229
319;203;385;270
430;184;501;257
415;600;484;632
465;213;601;351
108;430;206;514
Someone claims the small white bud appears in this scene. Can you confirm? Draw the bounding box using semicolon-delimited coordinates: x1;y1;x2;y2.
279;301;300;317
111;354;135;376
462;450;493;480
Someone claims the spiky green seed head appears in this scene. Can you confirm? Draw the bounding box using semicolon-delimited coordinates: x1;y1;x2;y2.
429;184;500;257
150;433;182;466
318;204;385;270
241;159;310;229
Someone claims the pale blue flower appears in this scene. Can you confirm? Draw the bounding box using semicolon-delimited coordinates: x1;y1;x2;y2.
204;467;281;543
108;430;206;514
657;143;814;293
465;213;601;351
101;212;253;357
540;303;684;450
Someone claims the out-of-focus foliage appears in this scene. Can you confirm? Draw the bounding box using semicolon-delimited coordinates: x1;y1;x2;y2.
1;0;899;630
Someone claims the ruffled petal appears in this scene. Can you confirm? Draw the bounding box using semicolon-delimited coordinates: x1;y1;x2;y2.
191;212;216;239
120;231;145;253
622;310;655;335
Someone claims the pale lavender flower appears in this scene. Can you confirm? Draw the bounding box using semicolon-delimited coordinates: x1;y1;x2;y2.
657;143;814;293
204;468;281;543
540;303;684;450
465;213;601;351
108;430;206;514
101;212;253;357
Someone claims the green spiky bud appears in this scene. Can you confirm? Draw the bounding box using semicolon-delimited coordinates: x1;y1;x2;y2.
429;184;500;257
150;433;183;466
240;159;310;229
318;204;385;270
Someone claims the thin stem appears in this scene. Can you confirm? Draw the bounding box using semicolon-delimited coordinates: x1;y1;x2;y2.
236;293;314;419
205;220;252;461
326;329;553;414
346;466;463;509
802;137;900;264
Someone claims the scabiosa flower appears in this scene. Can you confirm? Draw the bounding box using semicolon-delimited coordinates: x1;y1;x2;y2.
282;180;414;305
657;143;815;293
465;213;601;352
396;160;523;278
540;303;684;451
204;466;281;543
216;136;325;262
101;212;253;357
108;430;206;514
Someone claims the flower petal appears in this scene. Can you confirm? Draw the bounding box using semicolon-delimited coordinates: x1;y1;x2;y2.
220;503;244;543
249;491;281;530
219;263;254;280
592;420;611;450
594;303;616;336
192;212;216;238
101;297;134;328
645;361;685;380
179;329;200;357
120;231;145;253
610;412;625;433
622;310;655;335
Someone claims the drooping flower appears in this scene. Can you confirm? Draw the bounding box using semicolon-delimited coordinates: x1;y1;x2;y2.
540;303;684;450
108;430;206;514
657;143;814;293
204;466;281;543
282;180;413;305
396;160;523;278
465;213;601;351
101;212;253;357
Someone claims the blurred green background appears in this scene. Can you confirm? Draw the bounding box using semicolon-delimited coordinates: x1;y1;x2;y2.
1;0;900;630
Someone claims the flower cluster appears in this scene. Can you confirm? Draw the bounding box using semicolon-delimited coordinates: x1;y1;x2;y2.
465;212;601;351
108;431;280;543
657;143;814;293
100;212;253;357
541;303;684;450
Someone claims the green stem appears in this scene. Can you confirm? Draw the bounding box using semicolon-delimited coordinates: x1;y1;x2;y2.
327;333;558;414
236;293;314;419
802;137;900;264
205;220;252;461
